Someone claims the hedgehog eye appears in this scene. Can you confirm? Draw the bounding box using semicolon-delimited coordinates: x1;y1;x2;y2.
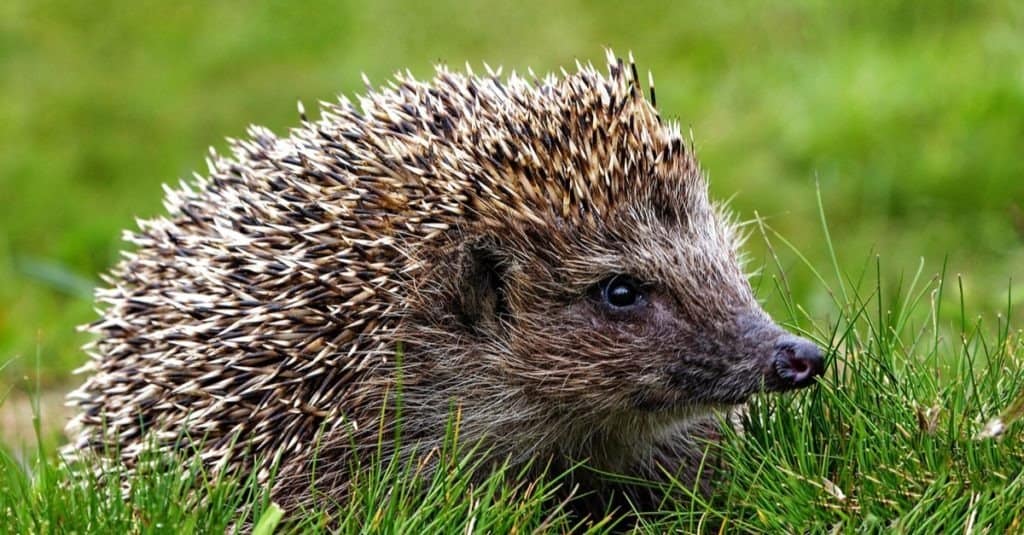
600;275;644;309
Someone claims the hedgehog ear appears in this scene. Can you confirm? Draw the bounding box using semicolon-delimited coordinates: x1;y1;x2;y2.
457;243;510;330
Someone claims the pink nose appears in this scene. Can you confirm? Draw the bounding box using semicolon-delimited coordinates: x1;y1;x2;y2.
772;338;824;388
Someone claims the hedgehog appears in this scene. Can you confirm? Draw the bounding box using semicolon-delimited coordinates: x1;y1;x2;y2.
65;50;824;515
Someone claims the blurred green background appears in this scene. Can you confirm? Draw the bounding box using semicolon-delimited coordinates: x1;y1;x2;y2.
1;0;1022;392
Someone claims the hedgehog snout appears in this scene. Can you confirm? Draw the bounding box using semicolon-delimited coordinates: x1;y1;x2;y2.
735;313;824;392
768;336;824;390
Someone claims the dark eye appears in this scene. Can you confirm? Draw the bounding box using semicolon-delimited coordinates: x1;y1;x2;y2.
601;275;644;309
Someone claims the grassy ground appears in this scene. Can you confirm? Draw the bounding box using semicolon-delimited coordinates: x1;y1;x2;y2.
1;0;1023;532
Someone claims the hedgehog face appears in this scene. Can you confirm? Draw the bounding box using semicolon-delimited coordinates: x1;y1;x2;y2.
464;198;823;420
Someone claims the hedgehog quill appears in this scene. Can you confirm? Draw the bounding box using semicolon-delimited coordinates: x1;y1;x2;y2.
65;50;824;514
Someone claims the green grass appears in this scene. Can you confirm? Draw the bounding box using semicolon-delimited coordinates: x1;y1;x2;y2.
1;395;591;533
0;450;277;532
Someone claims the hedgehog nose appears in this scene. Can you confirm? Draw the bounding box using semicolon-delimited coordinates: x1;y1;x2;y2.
772;337;824;389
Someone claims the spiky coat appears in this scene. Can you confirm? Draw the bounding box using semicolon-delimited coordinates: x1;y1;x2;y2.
67;51;793;513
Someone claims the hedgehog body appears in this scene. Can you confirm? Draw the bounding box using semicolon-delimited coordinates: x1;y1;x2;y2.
66;51;823;513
